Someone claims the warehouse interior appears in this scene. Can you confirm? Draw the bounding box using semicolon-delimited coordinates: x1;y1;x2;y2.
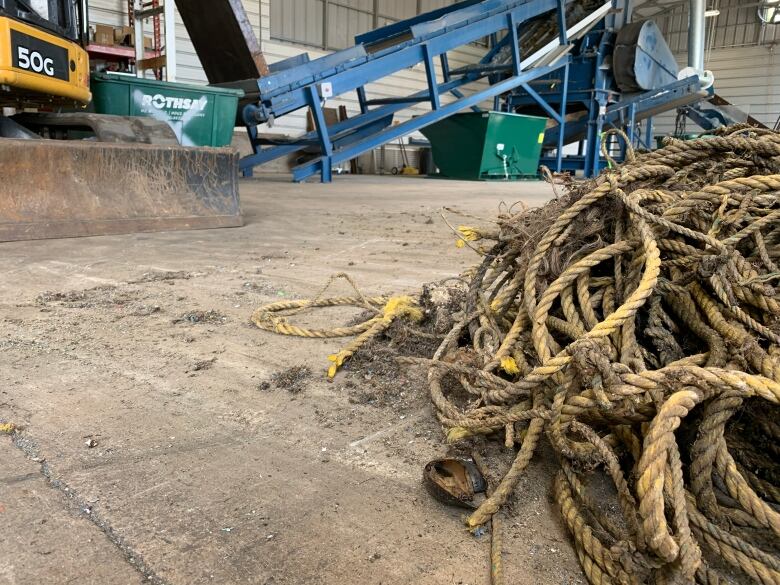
66;0;780;171
1;1;780;584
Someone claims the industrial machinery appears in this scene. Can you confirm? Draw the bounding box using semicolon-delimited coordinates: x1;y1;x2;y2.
182;0;615;183
0;0;241;242
186;0;754;182
500;2;759;175
497;12;703;175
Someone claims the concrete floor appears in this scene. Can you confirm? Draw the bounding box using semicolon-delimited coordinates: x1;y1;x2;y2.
0;175;585;585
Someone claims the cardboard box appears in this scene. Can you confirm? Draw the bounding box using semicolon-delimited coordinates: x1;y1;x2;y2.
94;24;115;46
306;107;341;132
114;25;134;46
111;27;155;51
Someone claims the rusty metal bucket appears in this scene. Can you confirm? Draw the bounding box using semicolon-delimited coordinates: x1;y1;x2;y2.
0;138;242;242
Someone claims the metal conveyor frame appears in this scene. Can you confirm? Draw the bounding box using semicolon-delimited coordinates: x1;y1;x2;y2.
237;0;612;182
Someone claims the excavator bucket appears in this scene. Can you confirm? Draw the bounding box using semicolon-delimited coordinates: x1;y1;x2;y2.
0;123;242;242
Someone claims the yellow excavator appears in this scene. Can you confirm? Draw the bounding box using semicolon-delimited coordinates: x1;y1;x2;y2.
0;0;241;241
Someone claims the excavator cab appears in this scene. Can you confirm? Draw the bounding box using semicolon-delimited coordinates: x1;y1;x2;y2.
0;0;84;41
0;0;91;107
0;0;242;242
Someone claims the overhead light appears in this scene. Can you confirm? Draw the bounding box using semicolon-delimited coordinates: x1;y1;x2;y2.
705;9;720;17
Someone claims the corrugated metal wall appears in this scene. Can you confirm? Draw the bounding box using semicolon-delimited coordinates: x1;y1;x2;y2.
260;0;487;136
87;1;487;138
269;0;465;50
652;44;780;135
694;46;779;126
649;0;780;134
87;2;780;142
645;0;780;52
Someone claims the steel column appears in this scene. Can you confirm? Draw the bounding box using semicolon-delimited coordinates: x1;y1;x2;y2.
164;0;176;81
508;12;522;76
243;125;259;177
556;0;568;45
357;86;368;114
556;62;569;172
423;45;441;109
440;53;451;82
306;85;334;183
627;102;637;145
323;0;329;50
645;117;654;150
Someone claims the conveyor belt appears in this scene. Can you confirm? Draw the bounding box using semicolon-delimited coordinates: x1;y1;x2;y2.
172;0;721;181
174;0;269;83
226;0;612;182
687;93;769;131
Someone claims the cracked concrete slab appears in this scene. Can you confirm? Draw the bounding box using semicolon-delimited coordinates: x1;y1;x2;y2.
0;176;584;585
0;439;144;585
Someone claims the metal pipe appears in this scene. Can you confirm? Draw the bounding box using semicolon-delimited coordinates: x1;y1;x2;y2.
688;0;706;72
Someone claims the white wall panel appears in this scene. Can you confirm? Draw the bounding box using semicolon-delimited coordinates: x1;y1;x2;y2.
654;45;780;136
420;0;454;11
271;0;323;47
378;0;417;21
327;2;374;49
647;0;780;53
86;1;780;146
268;0;471;49
258;38;488;137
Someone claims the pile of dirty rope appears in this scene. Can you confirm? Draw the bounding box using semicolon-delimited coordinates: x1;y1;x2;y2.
422;126;780;585
252;125;780;585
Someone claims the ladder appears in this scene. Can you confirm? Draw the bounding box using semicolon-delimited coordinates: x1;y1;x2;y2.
129;0;176;81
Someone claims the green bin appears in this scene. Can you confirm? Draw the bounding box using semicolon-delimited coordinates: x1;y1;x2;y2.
420;111;547;180
655;133;711;148
90;72;244;147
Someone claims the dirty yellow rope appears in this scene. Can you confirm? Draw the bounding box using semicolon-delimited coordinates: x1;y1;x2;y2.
251;274;422;378
417;127;780;585
252;127;780;584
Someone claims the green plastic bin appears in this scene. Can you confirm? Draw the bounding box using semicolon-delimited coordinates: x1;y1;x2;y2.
90;72;244;147
654;133;710;149
420;111;547;180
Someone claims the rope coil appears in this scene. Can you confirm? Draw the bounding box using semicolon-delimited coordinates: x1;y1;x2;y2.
251;273;422;379
252;127;780;584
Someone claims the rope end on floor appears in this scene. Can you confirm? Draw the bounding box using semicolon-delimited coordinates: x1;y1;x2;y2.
458;226;481;242
382;296;423;322
327;352;350;380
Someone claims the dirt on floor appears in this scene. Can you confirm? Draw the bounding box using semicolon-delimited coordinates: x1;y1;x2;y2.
0;175;587;585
